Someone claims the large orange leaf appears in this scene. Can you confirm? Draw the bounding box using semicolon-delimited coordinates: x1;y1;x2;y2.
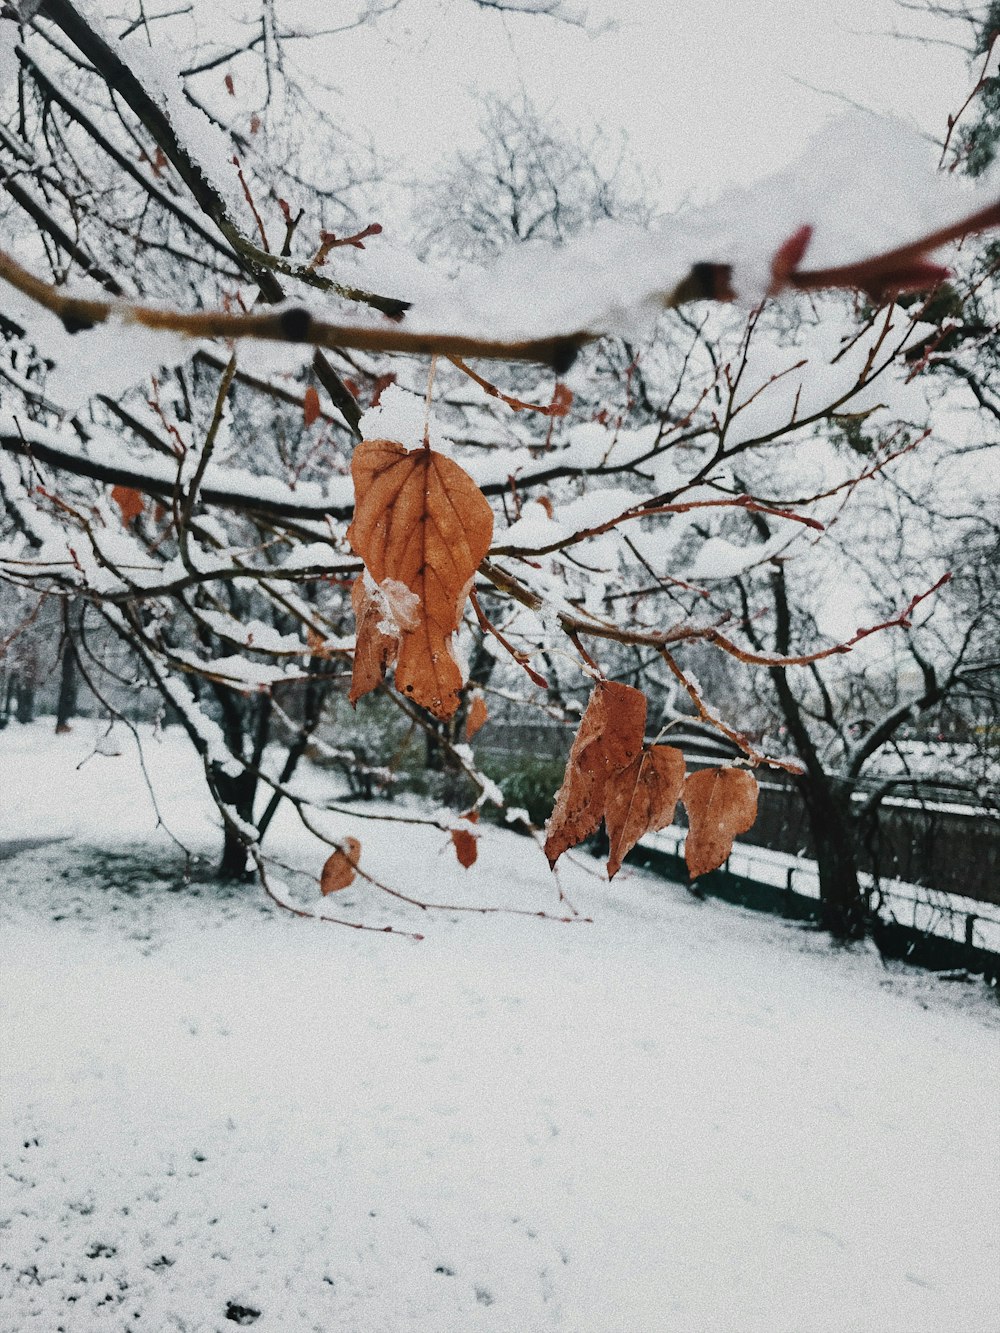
681;767;758;878
605;744;686;879
347;439;493;719
544;681;647;868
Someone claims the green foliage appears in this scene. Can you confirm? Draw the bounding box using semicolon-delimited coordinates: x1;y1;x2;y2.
479;751;568;829
832;414;876;457
962;3;1000;177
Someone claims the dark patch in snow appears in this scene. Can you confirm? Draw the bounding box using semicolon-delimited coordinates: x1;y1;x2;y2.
225;1301;261;1324
434;1265;455;1276
0;836;68;861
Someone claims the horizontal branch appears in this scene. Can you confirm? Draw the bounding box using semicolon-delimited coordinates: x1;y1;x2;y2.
2;199;997;369
479;560;952;674
0;418;702;520
491;493;823;557
0;423;349;521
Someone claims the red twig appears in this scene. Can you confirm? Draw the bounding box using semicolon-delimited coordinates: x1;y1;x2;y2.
645;494;825;532
660;647;803;773
470;589;549;688
791;201;1000;299
450;356;574;417
310;223;383;268
940;31;999;170
357;870;591;924
232;154;270;253
704;572;953;670
251;847;425;940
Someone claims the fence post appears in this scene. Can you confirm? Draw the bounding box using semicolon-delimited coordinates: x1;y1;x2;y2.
965;913;976;951
783;866;795;917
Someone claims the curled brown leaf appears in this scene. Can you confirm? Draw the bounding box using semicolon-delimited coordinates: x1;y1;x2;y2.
349;574;418;706
303;385;321;427
681;767;758;878
605;744;686;879
451;829;478;867
465;691;488;740
347;439;493;719
544;681;647;868
320;837;361;894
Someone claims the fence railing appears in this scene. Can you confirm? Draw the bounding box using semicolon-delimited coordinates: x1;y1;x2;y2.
623;829;1000;985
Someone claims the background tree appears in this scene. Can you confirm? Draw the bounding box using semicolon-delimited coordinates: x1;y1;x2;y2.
410;89;1000;938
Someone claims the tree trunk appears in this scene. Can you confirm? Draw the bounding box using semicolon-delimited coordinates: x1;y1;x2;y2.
425;723;443;772
801;778;867;941
217;827;251;880
55;636;78;732
762;563;869;942
213;767;258;881
15;679;35;724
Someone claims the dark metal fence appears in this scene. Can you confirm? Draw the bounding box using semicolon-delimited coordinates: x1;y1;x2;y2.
480;721;1000;907
739;771;1000;907
623;835;1000;986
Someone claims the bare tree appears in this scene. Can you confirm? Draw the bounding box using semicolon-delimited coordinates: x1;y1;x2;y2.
2;0;998;929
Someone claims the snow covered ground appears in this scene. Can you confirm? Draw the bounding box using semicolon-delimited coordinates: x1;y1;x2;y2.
1;720;998;1333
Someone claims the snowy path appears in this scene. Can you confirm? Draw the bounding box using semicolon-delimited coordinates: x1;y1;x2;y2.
1;722;998;1332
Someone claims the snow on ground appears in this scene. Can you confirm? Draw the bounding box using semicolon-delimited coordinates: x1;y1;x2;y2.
1;720;998;1333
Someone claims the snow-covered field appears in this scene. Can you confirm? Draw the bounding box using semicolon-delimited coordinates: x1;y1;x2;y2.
1;721;998;1333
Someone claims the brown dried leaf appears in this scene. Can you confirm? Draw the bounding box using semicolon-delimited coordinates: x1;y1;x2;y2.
303;385;321;427
347;439;494;719
549;382;573;417
465;691;488;740
681;767;758;878
451;829;477;868
370;372;396;406
605;744;686;879
111;485;144;527
544;681;647;868
307;626;333;659
320;837;361;894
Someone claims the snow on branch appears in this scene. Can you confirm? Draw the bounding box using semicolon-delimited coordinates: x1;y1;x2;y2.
1;199;997;371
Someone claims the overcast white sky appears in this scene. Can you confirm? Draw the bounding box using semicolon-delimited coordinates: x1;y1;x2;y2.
306;0;974;213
